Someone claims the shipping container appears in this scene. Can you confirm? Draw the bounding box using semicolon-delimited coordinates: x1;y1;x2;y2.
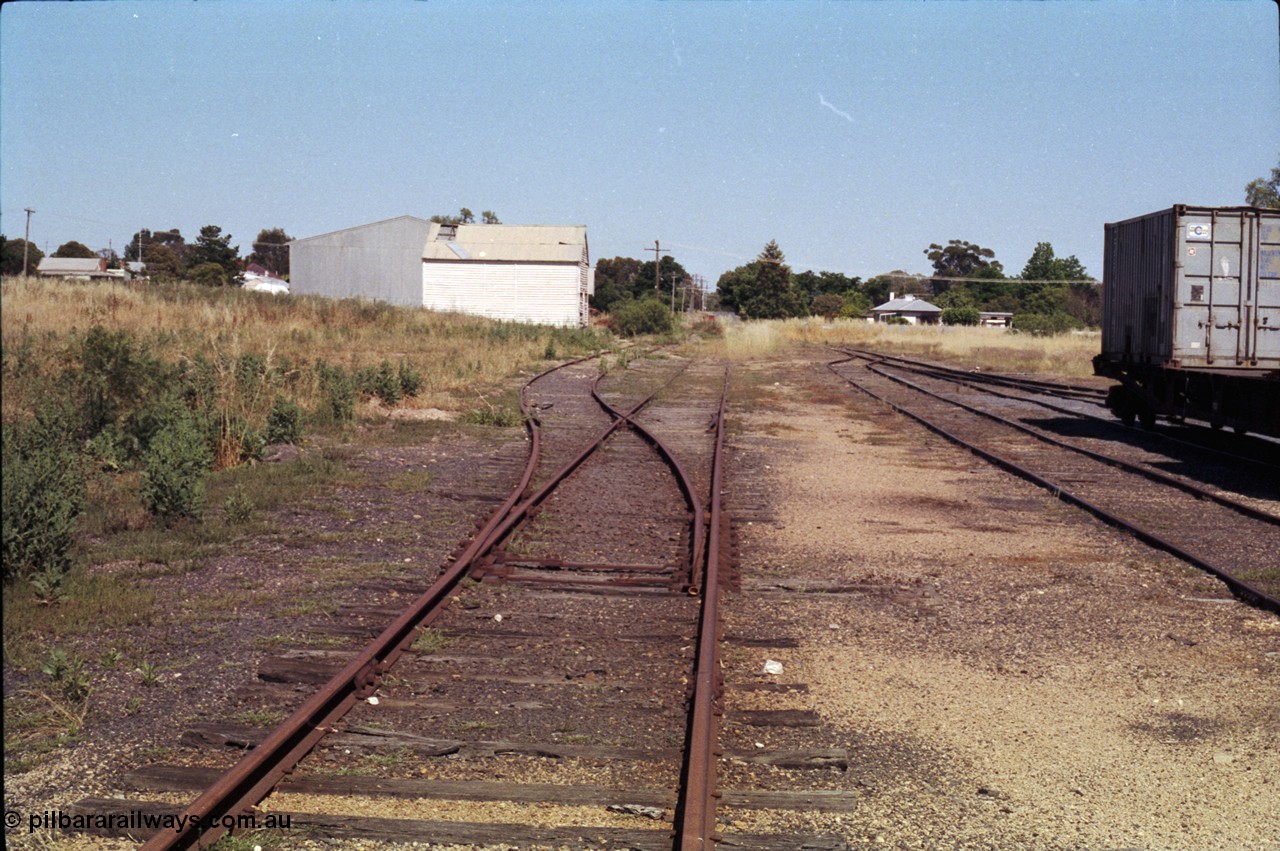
1100;205;1280;369
1095;205;1279;436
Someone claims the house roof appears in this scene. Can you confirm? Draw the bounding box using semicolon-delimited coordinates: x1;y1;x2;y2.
871;295;942;313
422;224;587;264
37;257;107;275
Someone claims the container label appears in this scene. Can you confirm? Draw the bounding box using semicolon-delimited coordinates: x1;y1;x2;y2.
1187;223;1213;241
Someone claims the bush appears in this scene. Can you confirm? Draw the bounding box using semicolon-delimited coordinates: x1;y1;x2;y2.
1;407;86;583
140;411;211;522
941;306;982;326
397;361;422;398
611;298;674;337
1011;311;1081;336
316;363;355;423
810;294;844;320
265;396;303;445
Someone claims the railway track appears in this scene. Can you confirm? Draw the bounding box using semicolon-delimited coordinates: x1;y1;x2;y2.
829;349;1280;613
67;351;850;849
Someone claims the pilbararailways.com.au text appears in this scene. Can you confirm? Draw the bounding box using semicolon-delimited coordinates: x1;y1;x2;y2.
13;809;292;834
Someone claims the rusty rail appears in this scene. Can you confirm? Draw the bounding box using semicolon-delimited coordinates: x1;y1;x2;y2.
828;352;1280;614
139;353;684;850
677;366;730;848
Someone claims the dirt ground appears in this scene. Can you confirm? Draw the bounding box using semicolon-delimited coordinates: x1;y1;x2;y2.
722;348;1279;849
4;344;1278;850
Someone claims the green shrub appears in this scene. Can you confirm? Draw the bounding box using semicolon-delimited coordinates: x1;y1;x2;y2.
1;407;86;583
397;361;422;398
140;411;211;522
265;396;303;445
463;407;523;427
75;326;161;437
316;363;355;423
941;306;982;326
223;485;255;525
612;299;674;337
1011;311;1081;336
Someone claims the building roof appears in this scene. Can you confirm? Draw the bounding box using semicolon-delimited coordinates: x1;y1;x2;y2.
871;295;942;313
37;257;108;275
422;224;587;264
290;215;433;246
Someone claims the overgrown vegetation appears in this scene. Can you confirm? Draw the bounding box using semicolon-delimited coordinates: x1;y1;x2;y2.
1;275;612;742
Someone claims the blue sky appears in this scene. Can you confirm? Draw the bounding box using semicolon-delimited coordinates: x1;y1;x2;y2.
2;1;1276;285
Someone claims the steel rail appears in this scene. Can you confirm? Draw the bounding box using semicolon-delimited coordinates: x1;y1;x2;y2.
828;355;1280;614
677;366;731;848
841;347;1280;476
849;348;1105;401
850;355;1280;527
139;353;674;851
589;368;708;592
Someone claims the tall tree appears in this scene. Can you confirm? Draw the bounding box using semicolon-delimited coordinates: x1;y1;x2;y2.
248;227;293;276
481;210;501;224
716;241;803;319
189;225;240;279
1246;159;1280;208
124;228;187;264
52;240;98;259
0;236;43;276
1020;242;1091;281
924;240;1003;289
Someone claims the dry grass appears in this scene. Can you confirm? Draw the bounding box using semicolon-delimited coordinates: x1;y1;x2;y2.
1;275;606;414
784;317;1101;378
692;316;1099;378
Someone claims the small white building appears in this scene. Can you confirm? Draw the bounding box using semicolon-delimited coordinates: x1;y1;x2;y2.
869;294;942;325
37;257;116;279
290;217;592;327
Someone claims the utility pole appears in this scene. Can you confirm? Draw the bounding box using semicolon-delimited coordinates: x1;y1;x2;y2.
22;208;35;275
648;240;667;296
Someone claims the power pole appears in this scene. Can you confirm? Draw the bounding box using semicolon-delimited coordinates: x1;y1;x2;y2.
648;240;667;295
22;208;35;275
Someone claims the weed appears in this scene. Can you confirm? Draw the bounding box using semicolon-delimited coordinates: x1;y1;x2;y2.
124;696;142;716
141;409;211;522
138;660;161;687
223;485;255;525
231;708;286;726
411;628;452;655
41;648;90;703
99;647;123;668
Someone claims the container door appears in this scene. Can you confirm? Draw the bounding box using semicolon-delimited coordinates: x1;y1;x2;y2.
1256;212;1280;366
1182;211;1248;365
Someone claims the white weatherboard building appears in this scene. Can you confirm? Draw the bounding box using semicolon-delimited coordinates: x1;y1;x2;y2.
290;217;592;327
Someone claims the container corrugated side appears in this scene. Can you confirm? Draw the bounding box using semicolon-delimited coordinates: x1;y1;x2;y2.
1102;206;1280;370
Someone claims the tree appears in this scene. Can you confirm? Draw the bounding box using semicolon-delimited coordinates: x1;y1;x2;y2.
941;306;982;326
1246;159;1280;208
432;207;495;225
924;240;1003;290
124;228;187;265
591;256;645;313
141;242;182;279
810;293;844;319
52;240;97;259
716;241;804;320
1020;242;1091;281
0;236;44;276
248;227;293;276
189;225;240;281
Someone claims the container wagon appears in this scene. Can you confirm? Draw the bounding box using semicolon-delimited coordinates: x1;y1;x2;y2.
1093;205;1280;437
